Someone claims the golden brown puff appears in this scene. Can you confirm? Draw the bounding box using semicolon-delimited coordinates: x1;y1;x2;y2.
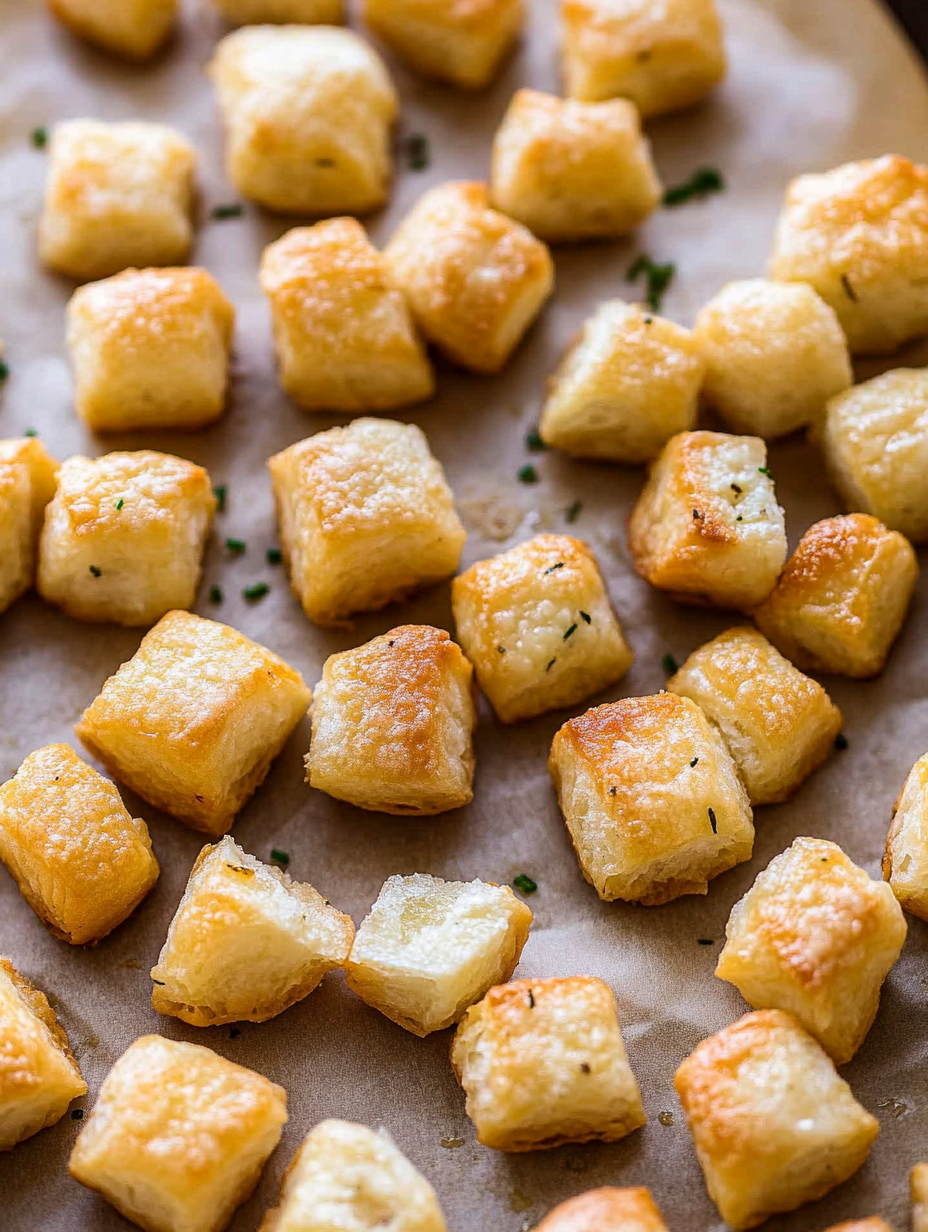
753;513;918;678
69;1035;287;1232
913;1164;928;1232
305;625;476;816
451;976;645;1152
819;1221;894;1232
383;181;554;374
47;0;177;60
345;873;532;1036
627;430;787;610
151;836;354;1027
259;220;434;413
0;437;58;616
883;752;928;922
531;1187;668;1232
76;610;311;837
674;1010;879;1231
212;0;342;23
0;958;87;1151
549;693;753;905
268;418;465;627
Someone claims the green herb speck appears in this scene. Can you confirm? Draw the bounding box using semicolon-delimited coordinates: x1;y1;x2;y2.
31;126;48;149
563;623;578;640
513;873;537;894
565;500;582;523
209;585;224;604
24;428;38;438
407;133;430;171
543;561;564;575
211;203;243;220
243;582;269;601
835;732;849;750
271;848;290;865
661;653;678;675
225;537;246;554
663;167;725;207
0;360;9;382
627;253;676;311
758;466;773;478
525;428;546;452
213;484;227;513
89;565;102;578
266;547;282;565
690;757;699;767
517;464;538;484
115;498;124;510
580;611;591;624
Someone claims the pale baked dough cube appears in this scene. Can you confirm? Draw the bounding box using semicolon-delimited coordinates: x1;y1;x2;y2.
37;451;216;627
76;610;312;836
674;1010;879;1230
258;1119;447;1232
820;1223;892;1232
628;430;787;609
69;1035;287;1232
67;268;235;432
260;220;434;413
451;975;644;1152
694;279;852;439
269;419;465;626
0;745;159;946
362;0;522;89
209;26;397;216
540;301;703;462
48;0;177;60
38;120;196;282
0;437;58;616
717;837;906;1064
913;1164;928;1232
769;156;928;355
384;182;554;374
451;533;633;723
883;753;928;922
822;369;928;542
667;627;842;805
490;90;661;242
305;625;476;815
562;0;726;116
549;693;753;905
753;514;918;678
345;873;532;1036
0;959;87;1150
213;0;342;24
532;1188;668;1232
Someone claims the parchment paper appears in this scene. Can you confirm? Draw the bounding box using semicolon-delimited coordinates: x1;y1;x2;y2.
3;0;928;1227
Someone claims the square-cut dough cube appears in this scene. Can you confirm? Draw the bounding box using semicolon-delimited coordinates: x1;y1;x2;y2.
716;837;906;1064
305;625;476;815
258;1119;447;1232
384;181;554;374
883;753;928;922
753;513;918;678
667;627;842;805
913;1164;928;1232
549;693;753;905
451;533;633;723
260;220;433;413
269;419;465;627
769;156;928;355
0;437;58;616
451;975;645;1151
345;873;532;1036
213;0;342;23
38;120;196;282
540;300;703;462
628;430;787;609
694;279;852;439
0;959;87;1150
821;369;928;542
362;0;522;89
76;610;312;836
533;1188;668;1232
0;744;159;946
490;90;661;242
562;0;726;116
67;268;235;432
48;0;177;60
37;450;216;627
209;26;397;216
674;1009;879;1230
152;836;354;1026
69;1035;287;1232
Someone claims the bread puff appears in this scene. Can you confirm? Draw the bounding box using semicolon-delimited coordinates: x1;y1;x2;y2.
532;1188;668;1232
0;437;58;616
48;0;176;61
913;1164;928;1232
883;753;928;922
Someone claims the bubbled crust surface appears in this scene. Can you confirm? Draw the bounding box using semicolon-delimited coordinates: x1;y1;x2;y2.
674;1010;879;1231
75;610;311;836
38;119;196;282
532;1186;668;1232
0;437;58;615
768;156;928;354
548;693;753;905
0;958;87;1151
667;627;842;805
913;1164;928;1232
451;533;633;723
259;220;434;412
716;837;906;1064
883;753;928;922
0;745;159;945
540;300;703;462
753;513;918;677
383;181;554;373
269;419;465;626
693;279;852;439
450;976;645;1152
47;0;177;60
490;90;661;241
306;625;476;815
628;431;786;609
213;0;342;22
69;1035;287;1232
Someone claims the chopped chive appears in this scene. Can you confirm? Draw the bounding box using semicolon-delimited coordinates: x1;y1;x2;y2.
731;483;742;494
209;585;224;604
758;466;773;478
225;538;246;554
526;989;535;1009
543;561;564;575
314;157;336;168
627;253;676;311
115;498;124;510
24;428;38;438
266;547;282;565
243;582;270;601
152;978;165;985
835;732;849;750
517;463;538;484
89;565;102;578
513;873;537;894
663;167;725;207
525;428;546;452
580;611;591;624
546;657;556;672
563;623;578;640
406;133;430;171
30;126;48;149
0;360;9;382
565;500;582;523
213;484;227;513
71;1108;84;1120
661;653;678;675
690;757;699;767
210;203;243;220
693;508;703;520
270;848;290;865
497;644;506;654
708;806;717;834
697;938;714;946
840;273;858;303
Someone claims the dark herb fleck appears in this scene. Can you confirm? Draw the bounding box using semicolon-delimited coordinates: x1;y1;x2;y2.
89;565;102;578
266;547;282;565
736;515;743;521
661;653;678;675
211;203;243;220
698;938;714;946
314;157;336;168
213;484;227;513
580;611;591;624
546;657;556;672
31;126;48;149
24;428;39;438
730;483;742;494
406;133;430;171
565;500;582;524
517;463;539;484
0;360;9;382
841;273;858;303
71;1108;84;1120
115;498;124;510
627;253;676;311
209;585;224;604
526;989;536;1009
271;848;290;866
642;315;653;324
690;757;699;767
563;623;578;640
497;645;506;654
225;538;246;554
152;978;165;986
608;786;617;796
692;508;702;520
543;561;565;575
580;1063;591;1073
758;466;773;478
525;428;546;452
708;806;718;834
243;582;270;602
663;167;725;207
513;873;537;894
229;1027;241;1039
835;732;849;750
